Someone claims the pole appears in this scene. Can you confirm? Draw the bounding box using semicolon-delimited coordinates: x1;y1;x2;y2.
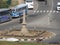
21;10;29;35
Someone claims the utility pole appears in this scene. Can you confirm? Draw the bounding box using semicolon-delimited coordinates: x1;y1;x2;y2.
21;10;29;35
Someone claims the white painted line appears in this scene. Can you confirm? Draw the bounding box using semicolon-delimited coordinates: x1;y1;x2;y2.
37;10;39;13
53;10;56;13
34;11;36;13
34;10;59;13
47;10;49;13
21;39;24;41
34;39;36;41
28;39;31;41
33;1;38;14
56;11;59;13
50;10;52;13
43;10;46;13
40;10;43;13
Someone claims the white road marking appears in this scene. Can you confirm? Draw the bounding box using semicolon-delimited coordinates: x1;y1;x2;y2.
34;10;60;13
50;10;52;13
33;0;38;14
56;11;59;13
43;10;46;13
47;10;50;13
53;10;56;13
40;10;43;13
37;10;39;13
34;10;36;13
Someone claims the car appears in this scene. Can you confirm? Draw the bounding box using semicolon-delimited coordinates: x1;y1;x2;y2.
25;0;34;9
57;2;60;11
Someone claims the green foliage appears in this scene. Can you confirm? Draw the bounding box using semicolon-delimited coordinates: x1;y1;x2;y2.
0;0;9;8
7;0;11;5
0;0;18;8
10;0;18;7
0;41;59;45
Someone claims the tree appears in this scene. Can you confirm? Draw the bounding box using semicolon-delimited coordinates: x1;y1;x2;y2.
7;0;11;5
11;0;18;6
0;0;9;8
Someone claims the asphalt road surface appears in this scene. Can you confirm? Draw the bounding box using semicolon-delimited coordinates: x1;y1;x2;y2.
0;0;60;44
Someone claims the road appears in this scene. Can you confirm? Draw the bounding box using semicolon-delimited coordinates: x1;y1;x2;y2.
0;0;60;44
27;0;60;43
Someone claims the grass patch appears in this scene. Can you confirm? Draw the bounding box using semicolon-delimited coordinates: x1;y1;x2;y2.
0;41;60;45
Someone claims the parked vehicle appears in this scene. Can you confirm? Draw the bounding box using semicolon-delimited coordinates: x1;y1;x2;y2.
25;0;34;9
57;2;60;11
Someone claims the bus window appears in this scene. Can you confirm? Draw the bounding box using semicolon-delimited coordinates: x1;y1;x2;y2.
0;9;12;23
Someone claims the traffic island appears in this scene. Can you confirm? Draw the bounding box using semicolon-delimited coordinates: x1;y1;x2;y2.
0;29;56;42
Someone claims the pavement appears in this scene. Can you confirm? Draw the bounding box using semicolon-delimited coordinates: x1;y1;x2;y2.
0;0;60;44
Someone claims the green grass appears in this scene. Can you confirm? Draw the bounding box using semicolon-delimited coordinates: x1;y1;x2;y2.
0;41;60;45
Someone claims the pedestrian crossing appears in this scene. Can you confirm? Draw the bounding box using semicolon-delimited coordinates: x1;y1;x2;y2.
34;10;59;13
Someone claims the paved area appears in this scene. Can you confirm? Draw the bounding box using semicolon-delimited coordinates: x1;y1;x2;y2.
0;0;60;43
